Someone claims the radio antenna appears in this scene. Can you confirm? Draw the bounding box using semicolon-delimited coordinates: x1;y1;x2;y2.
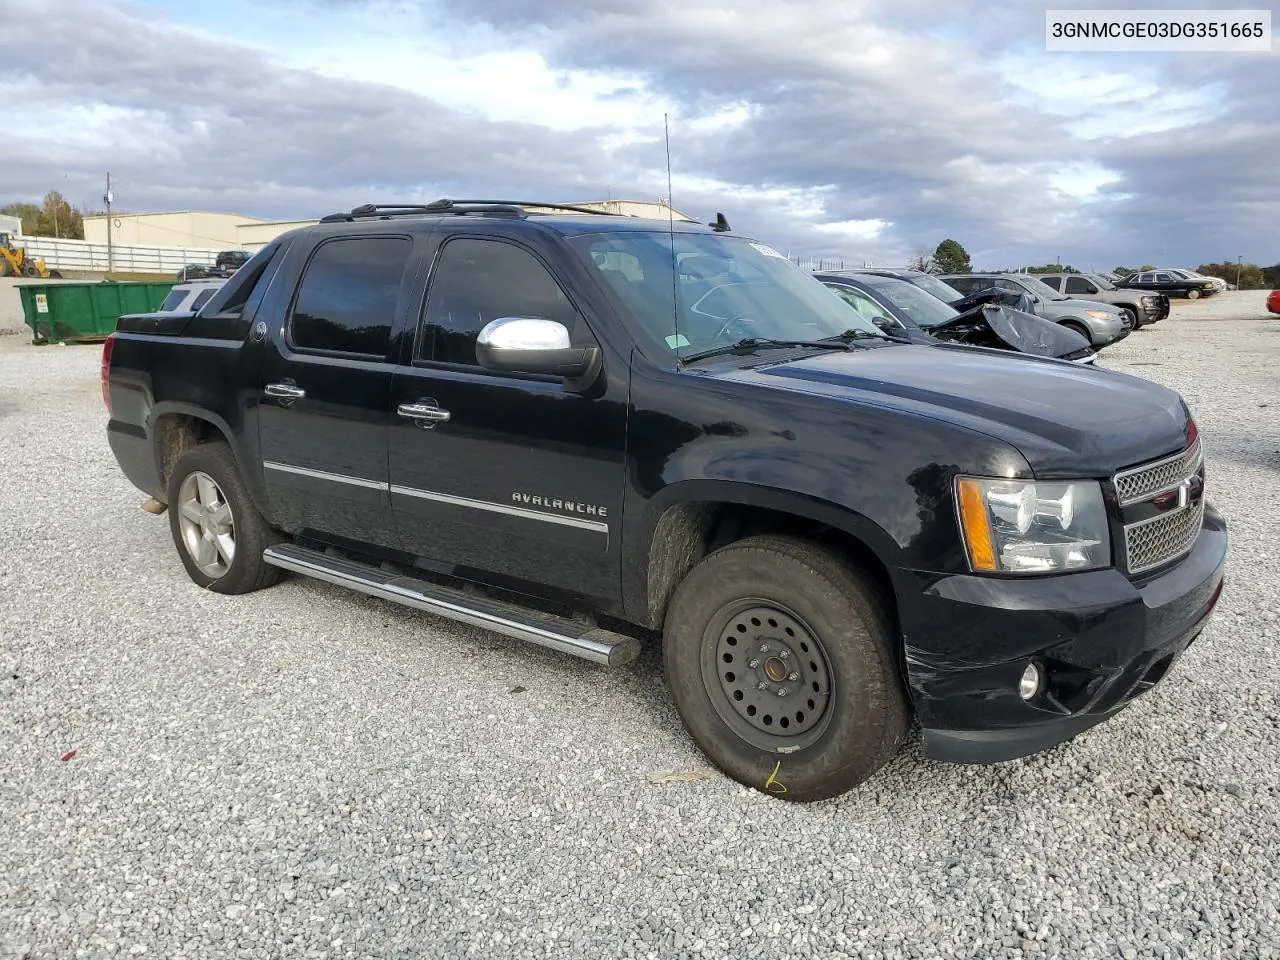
664;113;681;365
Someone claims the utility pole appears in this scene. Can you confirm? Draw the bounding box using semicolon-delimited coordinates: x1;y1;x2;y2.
104;172;114;277
1236;256;1243;290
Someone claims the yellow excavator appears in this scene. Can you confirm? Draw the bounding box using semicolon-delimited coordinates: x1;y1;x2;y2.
0;232;61;278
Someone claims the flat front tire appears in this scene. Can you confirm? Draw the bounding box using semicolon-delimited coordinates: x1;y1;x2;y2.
166;442;282;594
664;535;909;802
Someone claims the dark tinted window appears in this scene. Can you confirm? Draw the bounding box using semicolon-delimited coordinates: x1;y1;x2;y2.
1154;272;1173;283
159;288;188;311
1064;276;1096;294
946;276;980;293
190;289;217;312
290;237;410;356
421;238;579;366
1039;276;1063;291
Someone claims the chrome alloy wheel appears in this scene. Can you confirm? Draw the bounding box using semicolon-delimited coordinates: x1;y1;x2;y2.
176;471;236;578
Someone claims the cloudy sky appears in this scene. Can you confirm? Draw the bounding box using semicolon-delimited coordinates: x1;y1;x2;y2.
1;0;1276;269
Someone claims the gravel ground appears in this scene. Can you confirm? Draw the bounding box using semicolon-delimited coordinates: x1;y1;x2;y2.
2;291;1278;960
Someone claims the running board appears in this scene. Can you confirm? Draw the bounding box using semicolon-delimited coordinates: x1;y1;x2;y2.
262;543;640;667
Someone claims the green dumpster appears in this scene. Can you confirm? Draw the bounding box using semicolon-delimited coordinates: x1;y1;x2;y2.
19;281;176;344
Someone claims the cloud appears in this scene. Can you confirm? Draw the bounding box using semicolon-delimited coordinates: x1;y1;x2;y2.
0;0;1276;269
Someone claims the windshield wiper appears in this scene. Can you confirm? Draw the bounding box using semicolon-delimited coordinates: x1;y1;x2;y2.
680;337;854;365
828;328;911;345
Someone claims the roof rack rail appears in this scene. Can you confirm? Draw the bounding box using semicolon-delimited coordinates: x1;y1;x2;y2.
318;198;625;223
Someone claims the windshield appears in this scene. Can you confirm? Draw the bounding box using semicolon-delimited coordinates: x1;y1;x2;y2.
905;273;965;303
1013;274;1068;300
571;232;886;360
857;276;959;328
1086;274;1117;291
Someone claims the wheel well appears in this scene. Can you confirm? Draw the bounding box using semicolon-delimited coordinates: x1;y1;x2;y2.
154;414;228;497
645;501;896;632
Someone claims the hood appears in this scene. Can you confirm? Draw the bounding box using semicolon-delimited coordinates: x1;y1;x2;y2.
931;304;1092;360
1052;297;1121;315
724;345;1190;477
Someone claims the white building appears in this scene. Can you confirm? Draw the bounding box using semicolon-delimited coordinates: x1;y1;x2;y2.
84;200;698;252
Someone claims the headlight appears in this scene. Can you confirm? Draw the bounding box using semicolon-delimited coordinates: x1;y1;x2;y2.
956;477;1110;574
1085;310;1113;320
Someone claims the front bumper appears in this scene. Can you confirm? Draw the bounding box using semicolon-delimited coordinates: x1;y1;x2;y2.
896;502;1227;764
1084;314;1127;346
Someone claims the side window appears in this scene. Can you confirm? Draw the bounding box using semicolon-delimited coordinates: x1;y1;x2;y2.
825;284;897;328
1040;276;1063;291
1136;273;1152;284
190;289;217;313
994;278;1023;292
1154;272;1173;283
948;277;977;293
289;237;411;357
1064;276;1095;294
421;238;580;366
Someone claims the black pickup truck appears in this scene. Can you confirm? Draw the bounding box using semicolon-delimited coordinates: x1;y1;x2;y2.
102;200;1227;802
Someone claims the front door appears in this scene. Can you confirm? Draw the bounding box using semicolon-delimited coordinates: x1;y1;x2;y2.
257;234;414;549
388;235;626;606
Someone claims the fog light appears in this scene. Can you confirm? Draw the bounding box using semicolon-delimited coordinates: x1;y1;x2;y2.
1019;662;1042;700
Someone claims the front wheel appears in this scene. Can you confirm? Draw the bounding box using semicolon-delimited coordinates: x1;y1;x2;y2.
166;442;282;594
664;535;909;802
1186;289;1201;300
1121;307;1140;331
1061;320;1092;344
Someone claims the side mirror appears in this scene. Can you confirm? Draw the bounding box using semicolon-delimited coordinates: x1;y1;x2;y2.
476;317;599;379
871;315;899;332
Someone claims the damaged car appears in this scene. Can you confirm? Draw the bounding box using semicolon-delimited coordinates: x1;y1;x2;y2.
816;272;1097;364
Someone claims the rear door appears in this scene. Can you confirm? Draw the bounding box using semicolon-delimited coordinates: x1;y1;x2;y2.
1064;276;1099;296
386;229;627;606
256;233;416;549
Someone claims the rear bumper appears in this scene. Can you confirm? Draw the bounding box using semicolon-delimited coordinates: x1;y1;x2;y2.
896;503;1227;764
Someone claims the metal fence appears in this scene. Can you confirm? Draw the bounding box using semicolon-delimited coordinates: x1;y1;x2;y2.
19;237;221;273
789;257;863;272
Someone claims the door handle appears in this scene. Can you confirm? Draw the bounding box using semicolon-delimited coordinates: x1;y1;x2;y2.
264;383;306;400
397;402;451;427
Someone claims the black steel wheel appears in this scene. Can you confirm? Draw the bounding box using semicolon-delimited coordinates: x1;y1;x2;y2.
665;535;909;802
703;601;834;752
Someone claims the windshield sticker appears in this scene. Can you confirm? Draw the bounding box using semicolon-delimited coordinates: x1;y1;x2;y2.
749;242;786;260
665;333;691;349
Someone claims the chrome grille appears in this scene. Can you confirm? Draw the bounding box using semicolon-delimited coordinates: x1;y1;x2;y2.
1114;440;1202;506
1125;499;1205;575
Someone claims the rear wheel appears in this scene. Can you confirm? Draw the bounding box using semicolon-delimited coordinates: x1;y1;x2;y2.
166;442;282;594
664;535;908;802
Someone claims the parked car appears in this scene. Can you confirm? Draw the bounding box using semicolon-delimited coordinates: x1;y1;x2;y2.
815;272;1096;363
102;199;1225;803
175;264;217;282
1163;269;1227;293
215;250;252;275
830;267;1036;314
156;279;227;314
940;273;1130;347
1117;270;1218;299
1267;289;1280;314
1035;273;1169;329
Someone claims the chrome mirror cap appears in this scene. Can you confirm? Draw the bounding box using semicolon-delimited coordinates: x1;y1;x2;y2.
477;317;572;351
